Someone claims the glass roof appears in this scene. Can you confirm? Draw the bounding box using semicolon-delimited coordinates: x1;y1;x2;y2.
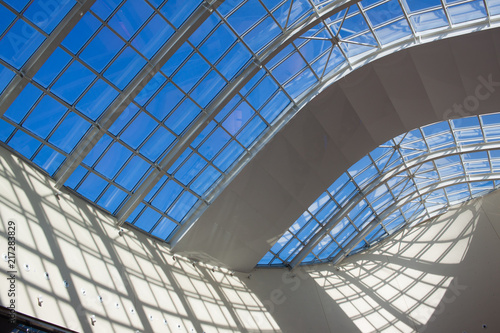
259;114;500;267
0;0;499;248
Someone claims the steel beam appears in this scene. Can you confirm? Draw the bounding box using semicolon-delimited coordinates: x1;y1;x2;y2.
289;140;500;267
53;0;225;188
116;0;361;226
328;172;500;266
0;0;96;116
171;15;500;249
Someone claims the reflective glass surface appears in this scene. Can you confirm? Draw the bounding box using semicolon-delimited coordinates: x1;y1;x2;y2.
0;0;498;247
259;114;500;266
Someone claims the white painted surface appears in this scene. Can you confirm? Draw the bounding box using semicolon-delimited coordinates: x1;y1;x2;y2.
175;27;500;272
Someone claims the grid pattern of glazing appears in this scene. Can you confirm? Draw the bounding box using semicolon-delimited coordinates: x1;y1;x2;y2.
259;114;500;267
0;0;499;243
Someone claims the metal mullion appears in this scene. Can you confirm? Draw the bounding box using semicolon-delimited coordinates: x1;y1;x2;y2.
396;0;418;39
261;47;295;71
117;0;363;227
340;39;378;48
318;10;354;70
439;0;453;28
54;1;224;190
191;119;249;164
483;0;491;20
277;61;317;89
115;114;174;162
159;46;196;79
140;201;181;231
146;76;207;122
107;149;140;184
214;0;248;18
0;117;69;158
284;0;295;30
283;238;309;264
234;7;272;39
260;0;323;82
184;43;230;95
184;148;226;177
0;0;97;117
193;18;226;49
102;0;172;49
293;43;323;82
93;182;116;206
273;234;300;260
296;215;323;242
402;197;427;223
166;148;197;176
331;4;350;37
431;158;453;208
85;137;115;170
194;128;249;170
74;164;134;197
39;109;74;146
358;0;392;11
136;77;172;114
478;116;494;173
0;0;31;40
296;36;331;41
142;172;172;206
352;203;376;232
317;43;336;80
367;150;384;176
364;7;412;33
253;86;287;119
86;7;157;73
0;0;48;38
368;184;393;213
165;155;215;205
215;7;299;106
191;95;253;152
52;48;122;103
350;159;376;182
326;238;343;261
315;236;337;258
353;2;382;48
221;113;264;147
334;179;358;204
147;207;182;234
8;89;45;129
237;94;273;127
378;147;399;174
79;132;162;189
160;175;207;206
220;14;300;109
76;8;145;75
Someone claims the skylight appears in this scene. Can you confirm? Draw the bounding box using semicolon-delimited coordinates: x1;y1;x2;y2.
0;0;499;247
259;114;500;267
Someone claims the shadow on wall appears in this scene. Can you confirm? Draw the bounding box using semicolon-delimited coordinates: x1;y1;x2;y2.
245;194;500;333
314;202;481;333
0;146;280;333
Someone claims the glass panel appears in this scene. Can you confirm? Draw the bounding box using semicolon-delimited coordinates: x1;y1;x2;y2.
0;19;45;69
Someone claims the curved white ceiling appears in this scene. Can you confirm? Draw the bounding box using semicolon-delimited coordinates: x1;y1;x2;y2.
173;27;500;272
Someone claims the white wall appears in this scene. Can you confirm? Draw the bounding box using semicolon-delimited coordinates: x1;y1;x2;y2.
245;190;500;333
0;146;279;333
1;143;500;333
